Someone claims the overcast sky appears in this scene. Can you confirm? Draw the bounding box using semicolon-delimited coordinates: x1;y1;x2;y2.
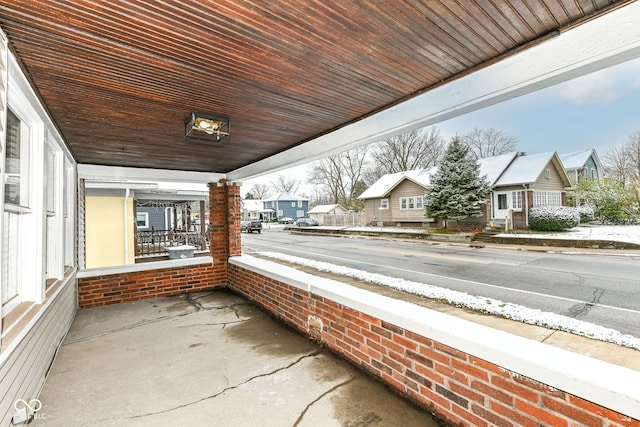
244;57;640;193
437;56;640;156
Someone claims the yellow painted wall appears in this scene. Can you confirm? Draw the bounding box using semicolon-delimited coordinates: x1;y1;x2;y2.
85;196;135;268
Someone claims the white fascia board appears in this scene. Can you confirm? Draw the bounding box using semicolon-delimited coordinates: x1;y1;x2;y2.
227;2;640;181
78;164;224;184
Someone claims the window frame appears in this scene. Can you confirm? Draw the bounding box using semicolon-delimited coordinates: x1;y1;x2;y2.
136;211;150;229
379;198;389;209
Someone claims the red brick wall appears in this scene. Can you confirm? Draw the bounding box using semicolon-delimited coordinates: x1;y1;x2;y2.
208;181;242;285
78;262;216;308
228;263;639;427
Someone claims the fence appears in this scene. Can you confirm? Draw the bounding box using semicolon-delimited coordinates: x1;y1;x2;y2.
320;213;364;227
135;229;209;258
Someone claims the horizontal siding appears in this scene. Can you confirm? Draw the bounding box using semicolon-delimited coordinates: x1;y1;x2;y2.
390;181;427;222
0;277;77;425
534;160;565;191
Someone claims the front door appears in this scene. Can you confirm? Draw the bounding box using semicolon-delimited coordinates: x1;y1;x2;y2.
494;192;510;219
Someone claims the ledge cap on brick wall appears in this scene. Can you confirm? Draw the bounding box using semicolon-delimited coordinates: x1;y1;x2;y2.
78;257;213;278
230;254;640;420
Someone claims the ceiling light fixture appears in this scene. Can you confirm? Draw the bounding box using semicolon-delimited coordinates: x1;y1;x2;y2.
185;112;230;142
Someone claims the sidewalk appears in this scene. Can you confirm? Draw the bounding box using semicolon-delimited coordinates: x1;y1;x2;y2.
35;290;441;426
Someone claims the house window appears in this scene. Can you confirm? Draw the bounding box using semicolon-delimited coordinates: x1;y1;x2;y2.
291;202;296;207
296;210;304;218
497;194;508;210
544;168;551;179
277;209;284;217
533;191;562;207
511;191;522;210
400;196;423;210
136;212;149;229
4;110;30;206
297;200;303;208
379;199;389;209
2;109;32;312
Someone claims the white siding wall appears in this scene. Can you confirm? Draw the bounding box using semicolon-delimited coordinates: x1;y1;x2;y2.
0;38;78;424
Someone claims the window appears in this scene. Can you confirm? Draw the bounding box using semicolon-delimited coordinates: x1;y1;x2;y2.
399;196;424;210
296;210;304;218
4;110;30;207
497;194;508;210
511;191;522;210
379;199;389;209
2;109;32;312
136;212;149;229
291;202;296;207
297;200;303;208
544;168;551;179
533;191;562;207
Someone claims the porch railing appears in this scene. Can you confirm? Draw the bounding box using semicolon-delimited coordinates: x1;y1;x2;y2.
135;229;209;257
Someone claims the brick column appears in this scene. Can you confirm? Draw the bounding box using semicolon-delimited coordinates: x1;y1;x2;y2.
209;180;242;286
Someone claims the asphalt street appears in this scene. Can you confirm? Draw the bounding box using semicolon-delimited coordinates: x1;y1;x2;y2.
242;228;640;338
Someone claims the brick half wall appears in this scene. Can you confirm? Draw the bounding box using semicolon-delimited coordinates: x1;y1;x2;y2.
229;255;640;427
77;258;217;308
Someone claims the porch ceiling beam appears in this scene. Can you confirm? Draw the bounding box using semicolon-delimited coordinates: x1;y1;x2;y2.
78;164;224;184
227;2;640;182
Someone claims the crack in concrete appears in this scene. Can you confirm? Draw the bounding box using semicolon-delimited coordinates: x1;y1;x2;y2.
128;350;322;420
292;376;356;427
63;302;250;345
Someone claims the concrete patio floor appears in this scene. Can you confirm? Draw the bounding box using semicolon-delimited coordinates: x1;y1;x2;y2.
34;290;442;426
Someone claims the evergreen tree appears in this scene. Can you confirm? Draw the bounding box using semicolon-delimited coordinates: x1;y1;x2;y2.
425;138;490;230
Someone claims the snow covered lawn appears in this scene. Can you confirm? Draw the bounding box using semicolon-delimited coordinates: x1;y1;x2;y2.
501;225;640;245
257;248;640;350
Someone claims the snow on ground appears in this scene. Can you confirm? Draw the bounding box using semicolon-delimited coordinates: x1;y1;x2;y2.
499;225;640;245
257;250;640;350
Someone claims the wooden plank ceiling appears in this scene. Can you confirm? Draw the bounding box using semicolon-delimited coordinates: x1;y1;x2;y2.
0;0;627;174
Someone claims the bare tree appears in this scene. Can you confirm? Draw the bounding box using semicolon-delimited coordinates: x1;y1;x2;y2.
602;144;629;185
624;131;640;206
308;146;369;210
459;127;518;159
270;173;301;194
248;183;271;199
369;127;446;179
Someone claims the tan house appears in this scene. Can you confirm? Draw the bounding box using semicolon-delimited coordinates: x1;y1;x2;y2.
358;169;435;227
358;152;572;230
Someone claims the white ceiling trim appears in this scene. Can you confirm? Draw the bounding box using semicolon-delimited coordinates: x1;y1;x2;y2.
78;164;224;184
227;2;640;182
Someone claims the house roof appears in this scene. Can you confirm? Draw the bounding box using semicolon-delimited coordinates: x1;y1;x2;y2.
357;169;435;200
477;152;520;186
264;192;308;202
494;151;571;187
559;149;603;172
242;200;265;212
308;204;345;214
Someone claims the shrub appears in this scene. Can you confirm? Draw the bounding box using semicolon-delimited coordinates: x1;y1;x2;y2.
528;206;580;231
576;204;595;224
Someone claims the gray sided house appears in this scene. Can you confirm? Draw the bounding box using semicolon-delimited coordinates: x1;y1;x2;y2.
358;151;572;230
559;149;603;185
263;192;309;221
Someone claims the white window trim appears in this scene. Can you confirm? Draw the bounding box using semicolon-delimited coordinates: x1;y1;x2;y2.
399;196;424;210
379;198;389;209
136;211;150;229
